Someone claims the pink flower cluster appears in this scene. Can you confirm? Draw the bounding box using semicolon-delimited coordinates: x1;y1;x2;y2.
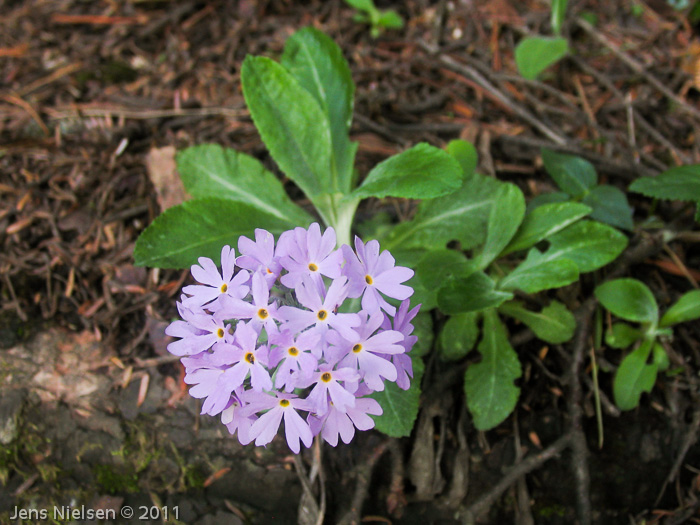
166;223;419;453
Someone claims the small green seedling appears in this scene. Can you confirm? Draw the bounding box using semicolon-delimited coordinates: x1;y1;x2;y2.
596;279;700;410
515;0;569;79
344;0;404;37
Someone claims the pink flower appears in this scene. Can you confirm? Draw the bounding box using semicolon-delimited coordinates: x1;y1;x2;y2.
182;246;250;309
342;237;414;315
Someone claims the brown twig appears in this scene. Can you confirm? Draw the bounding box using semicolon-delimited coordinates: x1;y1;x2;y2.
458;431;574;524
417;40;569;145
337;440;391;525
575;17;700;123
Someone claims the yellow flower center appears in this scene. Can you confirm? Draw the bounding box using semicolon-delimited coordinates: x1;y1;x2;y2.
308;263;319;272
321;372;332;383
288;346;299;356
352;344;362;353
257;308;269;319
279;399;290;407
220;283;228;293
217;328;225;338
317;310;328;321
266;267;272;274
245;352;255;364
365;275;373;285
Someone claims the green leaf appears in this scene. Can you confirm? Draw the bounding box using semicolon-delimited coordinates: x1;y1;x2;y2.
474;183;525;269
595;278;658;324
515;36;569;80
371;355;424;437
390;247;436;310
352;143;463;200
652;342;670;371
464;310;521;430
281;28;357;194
605;323;642;349
176;144;312;225
551;0;568;35
498;248;579;294
660;289;700;327
438;272;513;314
582;185;634;231
377;9;404;29
541;220;628;273
416;249;473;291
447;139;478;180
629;165;700;202
383;173;502;251
438;312;480;361
499;300;576;344
613;339;658;410
410;312;434;358
541;148;597;197
134;198;295;269
241;55;332;199
527;191;570;211
344;0;376;13
503;202;591;255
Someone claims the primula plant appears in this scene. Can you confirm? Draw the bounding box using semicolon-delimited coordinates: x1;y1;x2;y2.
135;27;462;446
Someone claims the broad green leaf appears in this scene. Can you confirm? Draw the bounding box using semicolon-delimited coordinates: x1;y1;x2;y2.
281;28;357;193
613;339;658;410
176;144;312;225
595;278;658;324
660;290;700;327
605;323;642;349
371;355;424;437
542;220;628;273
629;165;700;202
499;300;575;344
652;342;670;371
241;55;332;199
344;0;376;13
447;139;478;180
438;312;479;361
503;202;591;255
464;310;521;430
438;272;513;314
390;247;436;310
474;183;525;269
410;312;434;358
416;249;473;291
498;248;579;294
582;185;634;231
383;173;502;251
551;0;568;35
352;143;463;200
134;198;295;269
527;191;570;211
541;148;597;197
377;10;404;28
515;36;569;80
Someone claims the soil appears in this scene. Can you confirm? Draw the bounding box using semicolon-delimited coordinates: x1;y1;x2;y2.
2;1;700;524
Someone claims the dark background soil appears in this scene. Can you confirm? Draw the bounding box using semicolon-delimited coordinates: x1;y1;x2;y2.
2;1;700;524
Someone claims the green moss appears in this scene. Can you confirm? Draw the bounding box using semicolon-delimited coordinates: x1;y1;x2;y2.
537;503;567;518
94;464;139;494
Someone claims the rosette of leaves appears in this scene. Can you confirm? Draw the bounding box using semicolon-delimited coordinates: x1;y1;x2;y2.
596;279;700;410
134;27;466;438
375;140;629;431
